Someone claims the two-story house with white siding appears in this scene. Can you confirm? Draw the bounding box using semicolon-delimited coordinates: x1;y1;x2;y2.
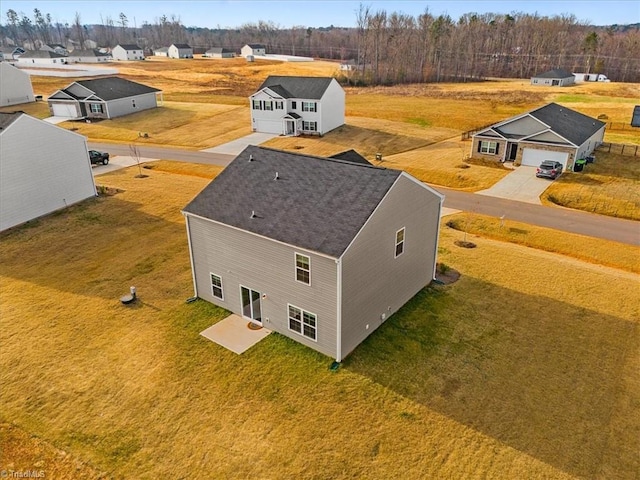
182;146;444;362
168;43;193;58
0;63;35;106
111;44;145;61
47;76;162;119
0;112;96;231
250;76;345;136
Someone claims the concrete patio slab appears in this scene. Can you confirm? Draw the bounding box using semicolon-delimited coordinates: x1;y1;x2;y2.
201;132;277;155
476;165;554;205
200;314;271;354
42;116;70;124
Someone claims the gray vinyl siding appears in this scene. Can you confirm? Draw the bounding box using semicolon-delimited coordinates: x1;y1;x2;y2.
0;116;96;231
186;215;338;358
102;93;157;118
340;174;441;359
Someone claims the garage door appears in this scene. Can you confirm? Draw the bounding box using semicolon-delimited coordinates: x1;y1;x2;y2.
51;103;78;118
521;148;569;168
253;119;282;134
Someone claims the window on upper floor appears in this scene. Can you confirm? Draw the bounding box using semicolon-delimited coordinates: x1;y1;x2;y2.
302;101;317;112
252;99;262;110
275;101;284;109
264;100;273;111
295;253;310;285
395;227;405;257
291;101;297;109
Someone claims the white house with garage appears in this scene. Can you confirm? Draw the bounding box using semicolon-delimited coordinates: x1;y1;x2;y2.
249;76;345;136
47;76;162;120
241;44;266;57
16;50;67;65
471;103;606;171
168;43;193;58
67;49;111;63
0;112;96;231
111;44;145;61
0;63;35;106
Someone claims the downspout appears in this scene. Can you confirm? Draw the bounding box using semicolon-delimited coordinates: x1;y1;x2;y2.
336;257;342;362
432;196;444;281
184;215;199;297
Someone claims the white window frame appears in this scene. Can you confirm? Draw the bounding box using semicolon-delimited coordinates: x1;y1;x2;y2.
275;101;284;110
295;253;311;285
302;101;317;112
479;141;498;154
264;100;273;111
89;103;103;114
210;273;224;300
287;304;317;341
252;99;262;110
302;121;317;132
395;227;405;258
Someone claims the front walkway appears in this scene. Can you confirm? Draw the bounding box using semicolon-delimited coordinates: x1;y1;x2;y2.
476;165;554;205
201;132;277;155
200;314;271;354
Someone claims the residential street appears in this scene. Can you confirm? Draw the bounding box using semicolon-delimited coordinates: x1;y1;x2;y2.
88;142;640;246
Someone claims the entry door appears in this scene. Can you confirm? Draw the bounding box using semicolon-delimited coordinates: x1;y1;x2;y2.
240;286;262;324
508;143;518;161
286;120;295;135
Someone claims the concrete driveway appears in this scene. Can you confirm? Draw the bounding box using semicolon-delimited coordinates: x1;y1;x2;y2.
476;165;556;204
43;116;70;124
201;132;277;155
91;155;159;176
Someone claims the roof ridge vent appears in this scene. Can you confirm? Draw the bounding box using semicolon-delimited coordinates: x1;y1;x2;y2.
250;210;256;218
274;171;279;180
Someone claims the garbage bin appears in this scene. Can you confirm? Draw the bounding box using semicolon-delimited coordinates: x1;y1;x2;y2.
586;155;595;164
574;158;587;172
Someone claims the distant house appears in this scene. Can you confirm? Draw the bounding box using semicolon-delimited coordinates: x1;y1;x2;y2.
153;47;169;57
632;106;640;128
40;43;68;56
573;72;610;83
16;50;67;65
0;63;35;106
182;145;444;362
68;49;111;63
241;44;266;57
111;44;145;61
168;43;193;58
0;112;96;232
530;69;575;87
0;46;25;61
203;47;235;58
250;76;345;136
339;62;355;71
471;103;605;171
47;76;162;119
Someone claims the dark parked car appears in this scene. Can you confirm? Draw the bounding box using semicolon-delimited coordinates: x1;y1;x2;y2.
536;160;563;179
89;150;109;165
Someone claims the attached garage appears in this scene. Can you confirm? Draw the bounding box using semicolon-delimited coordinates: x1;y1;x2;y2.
51;103;79;118
252;119;282;135
521;148;569;168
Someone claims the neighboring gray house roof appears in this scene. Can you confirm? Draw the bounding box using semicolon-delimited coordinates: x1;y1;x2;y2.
70;49;110;57
527;103;605;146
171;43;192;49
206;47;233;54
183;146;402;257
632;106;640;127
56;77;160;101
329;149;372;165
154;47;169;53
116;44;142;50
246;43;265;49
0;46;24;54
257;76;334;100
0;112;22;130
533;69;574;79
19;50;66;59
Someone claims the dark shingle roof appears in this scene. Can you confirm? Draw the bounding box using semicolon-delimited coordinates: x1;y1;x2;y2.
329;149;372;165
0;112;23;130
246;44;265;49
154;47;169;52
533;69;574;79
256;76;334;100
19;50;66;59
116;44;141;50
70;77;160;100
183;146;402;257
528;103;605;146
70;49;110;57
632;106;640;127
171;43;192;49
207;47;233;54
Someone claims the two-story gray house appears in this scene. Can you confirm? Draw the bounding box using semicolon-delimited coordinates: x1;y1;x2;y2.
182;146;444;361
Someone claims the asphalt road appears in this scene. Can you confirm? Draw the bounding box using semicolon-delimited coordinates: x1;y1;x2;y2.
88;142;640;246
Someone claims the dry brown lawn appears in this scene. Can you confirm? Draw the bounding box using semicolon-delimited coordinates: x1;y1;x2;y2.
1;164;638;479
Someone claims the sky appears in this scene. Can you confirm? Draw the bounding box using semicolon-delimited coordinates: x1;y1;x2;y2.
2;0;639;29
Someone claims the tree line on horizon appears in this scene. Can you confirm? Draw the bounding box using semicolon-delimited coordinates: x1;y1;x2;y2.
3;6;639;83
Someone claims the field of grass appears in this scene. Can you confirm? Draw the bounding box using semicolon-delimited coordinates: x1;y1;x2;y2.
1;164;638;478
542;151;640;221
